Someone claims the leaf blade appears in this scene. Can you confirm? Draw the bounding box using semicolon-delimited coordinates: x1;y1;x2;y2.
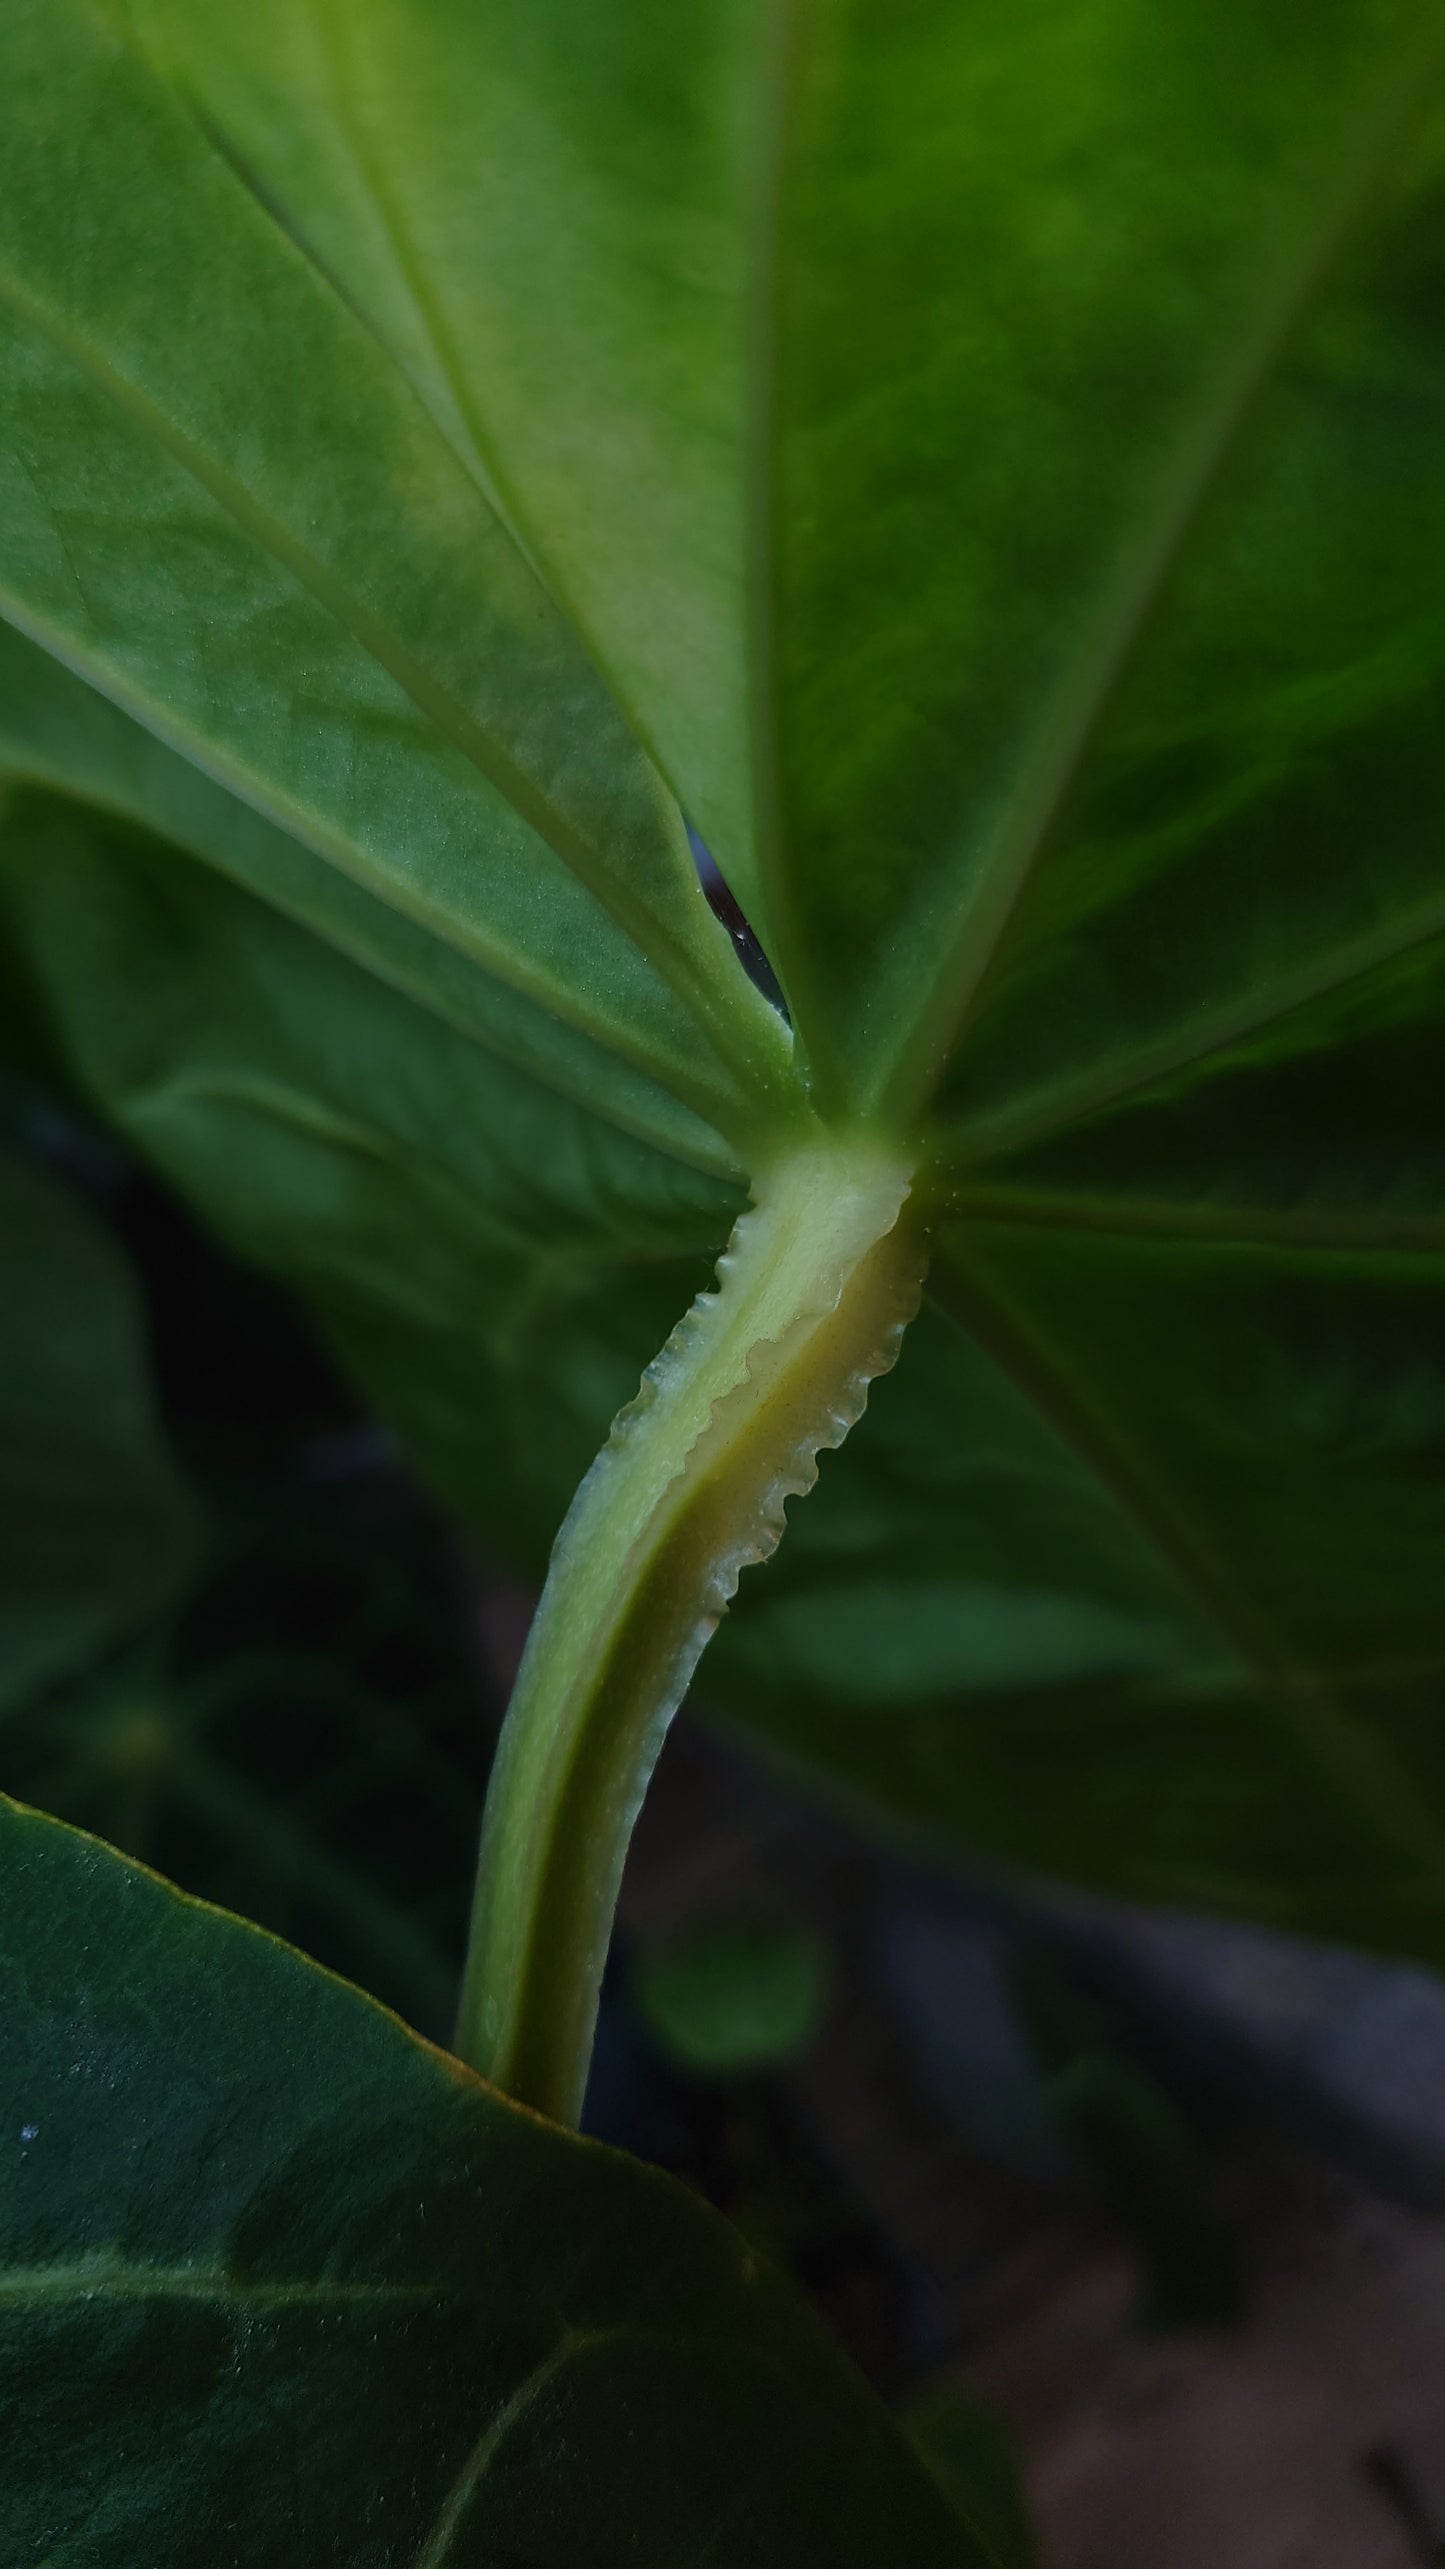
0;1793;978;2565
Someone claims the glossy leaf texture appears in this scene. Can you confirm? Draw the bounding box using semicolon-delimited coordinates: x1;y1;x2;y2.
0;1796;977;2566
0;1146;200;1710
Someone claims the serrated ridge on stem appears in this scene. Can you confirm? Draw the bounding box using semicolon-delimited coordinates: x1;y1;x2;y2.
456;1133;927;2124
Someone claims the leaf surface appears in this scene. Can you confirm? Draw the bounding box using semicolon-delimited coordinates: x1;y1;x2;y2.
758;0;1445;1111
906;2385;1039;2569
0;796;742;1565
5;2;1445;1977
0;1146;200;1709
112;0;768;938
0;0;789;1145
9;806;1445;1972
0;1794;977;2565
107;0;1445;1123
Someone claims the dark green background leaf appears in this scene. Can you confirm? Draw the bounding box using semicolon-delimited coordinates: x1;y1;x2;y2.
0;620;739;1177
0;0;788;1150
0;1795;978;2564
0;1145;200;1709
112;0;768;959
906;2383;1039;2569
106;0;1445;1126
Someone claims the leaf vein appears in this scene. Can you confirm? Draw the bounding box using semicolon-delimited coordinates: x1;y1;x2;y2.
954;891;1445;1167
932;1244;1445;1879
0;2254;446;2312
883;28;1445;1123
0;250;760;1108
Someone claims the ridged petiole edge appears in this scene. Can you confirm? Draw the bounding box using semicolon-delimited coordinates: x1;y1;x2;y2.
455;1130;929;2124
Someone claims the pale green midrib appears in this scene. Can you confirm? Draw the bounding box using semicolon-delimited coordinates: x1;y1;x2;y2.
945;885;1445;1171
0;743;740;1181
0;256;773;1124
873;30;1445;1130
949;1181;1445;1258
932;1247;1445;1880
0;584;742;1155
0;2255;445;2310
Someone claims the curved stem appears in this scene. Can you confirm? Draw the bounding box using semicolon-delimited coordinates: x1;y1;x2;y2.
455;1130;928;2124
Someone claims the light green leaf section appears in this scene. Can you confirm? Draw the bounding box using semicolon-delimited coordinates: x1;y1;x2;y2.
0;1147;200;1708
115;0;769;934
0;620;737;1175
0;1795;979;2565
758;0;1445;1107
105;0;1445;1124
923;30;1445;1161
0;0;790;1145
906;2384;1039;2569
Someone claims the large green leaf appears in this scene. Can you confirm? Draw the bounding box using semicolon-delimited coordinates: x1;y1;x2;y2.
0;1145;200;1710
906;2385;1039;2569
111;0;767;940
0;1795;976;2564
0;0;790;1146
12;803;1445;1975
759;0;1445;1115
0;793;740;1565
8;794;1445;1966
101;0;1445;1121
0;620;737;1176
5;0;1445;1980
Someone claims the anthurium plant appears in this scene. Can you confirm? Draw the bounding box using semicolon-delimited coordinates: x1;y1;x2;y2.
3;0;1445;2555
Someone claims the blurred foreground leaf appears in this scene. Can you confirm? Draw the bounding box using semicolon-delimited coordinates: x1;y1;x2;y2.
630;1905;831;2080
0;1796;980;2565
906;2382;1039;2569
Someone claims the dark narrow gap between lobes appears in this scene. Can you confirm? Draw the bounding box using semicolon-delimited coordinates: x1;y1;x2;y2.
686;824;790;1023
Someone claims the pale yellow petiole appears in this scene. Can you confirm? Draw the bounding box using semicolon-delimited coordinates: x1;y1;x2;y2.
455;1129;929;2125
